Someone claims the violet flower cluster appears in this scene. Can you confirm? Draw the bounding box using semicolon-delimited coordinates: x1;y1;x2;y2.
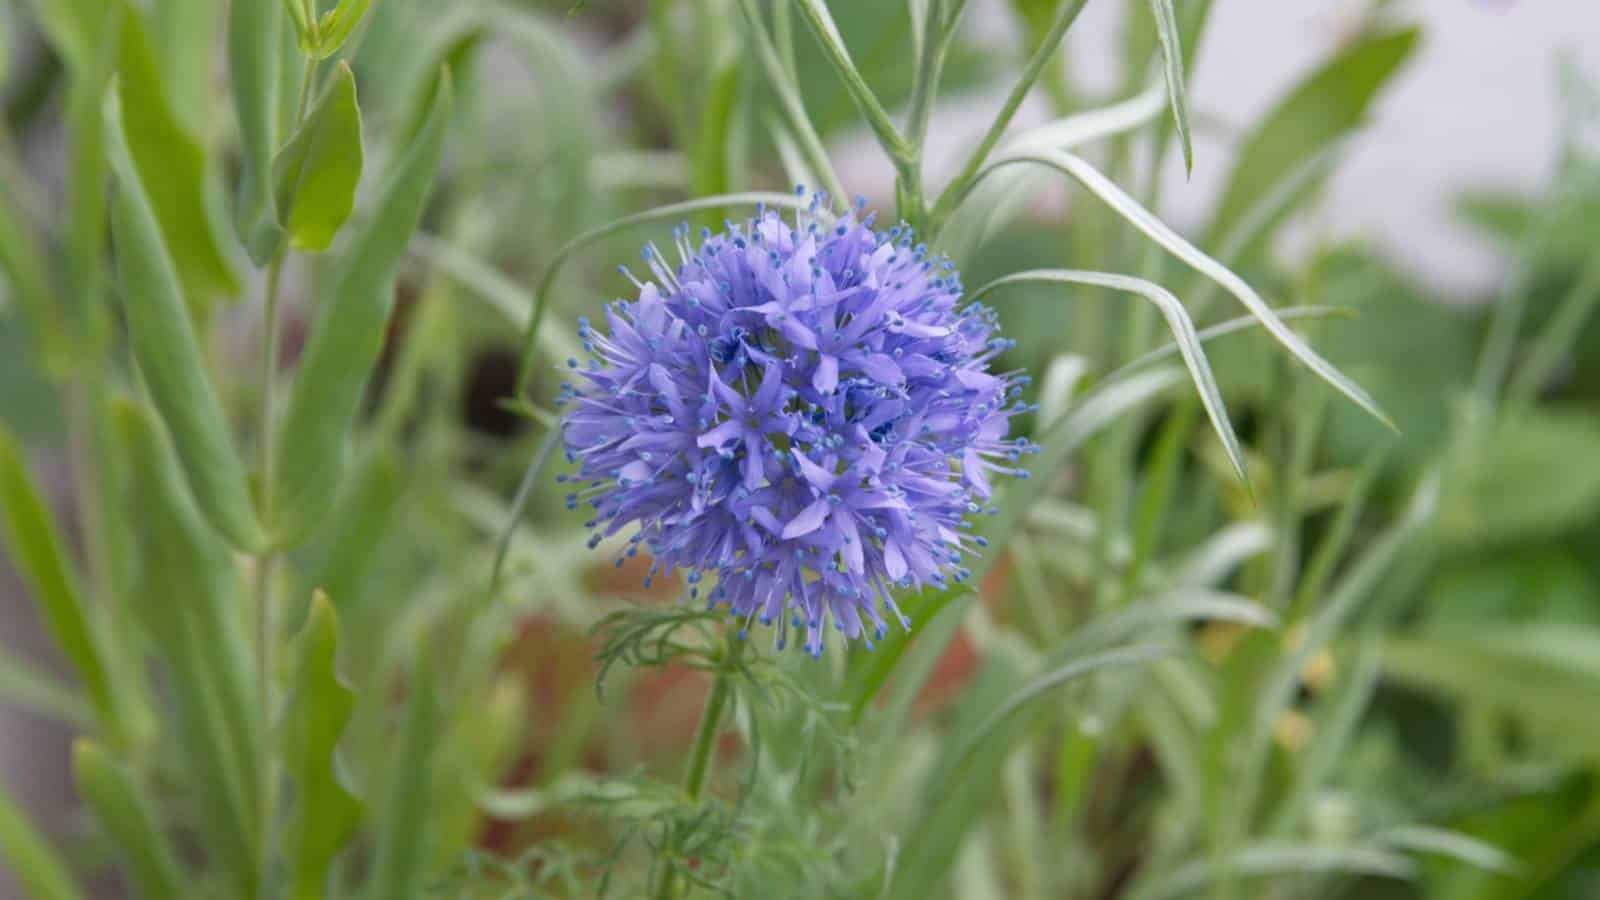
558;195;1035;656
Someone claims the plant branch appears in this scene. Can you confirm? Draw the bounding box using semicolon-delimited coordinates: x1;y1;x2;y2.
928;0;1090;230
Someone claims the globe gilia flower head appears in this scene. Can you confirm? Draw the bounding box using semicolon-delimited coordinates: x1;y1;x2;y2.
559;193;1035;656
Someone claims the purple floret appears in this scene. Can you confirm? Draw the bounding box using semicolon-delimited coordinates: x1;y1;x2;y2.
558;195;1035;656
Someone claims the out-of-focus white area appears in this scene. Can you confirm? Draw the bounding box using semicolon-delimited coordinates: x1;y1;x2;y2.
837;0;1600;296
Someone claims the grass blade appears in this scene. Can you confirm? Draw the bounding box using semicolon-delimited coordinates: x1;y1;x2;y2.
1146;0;1193;173
0;652;91;728
1377;825;1517;875
366;646;438;900
971;268;1248;485
1134;843;1414;900
107;112;266;552
794;0;909;161
0;778;84;900
271;69;451;544
73;741;184;900
976;150;1394;430
0;424;120;737
114;4;240;305
946;643;1177;773
228;0;286;263
114;398;261;896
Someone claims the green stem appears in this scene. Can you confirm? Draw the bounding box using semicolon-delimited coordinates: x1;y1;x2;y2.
654;632;742;900
1505;252;1600;408
927;0;1090;235
251;53;319;884
682;657;734;803
735;0;847;203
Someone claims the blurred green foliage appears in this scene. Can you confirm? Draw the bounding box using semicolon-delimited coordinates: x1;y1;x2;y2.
0;1;1596;898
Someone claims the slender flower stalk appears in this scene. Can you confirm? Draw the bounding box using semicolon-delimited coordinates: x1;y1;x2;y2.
652;630;743;900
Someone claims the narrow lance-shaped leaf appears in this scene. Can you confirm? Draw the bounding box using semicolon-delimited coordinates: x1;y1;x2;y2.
270;69;451;545
0;779;84;900
113;399;262;896
281;592;363;900
314;0;376;58
0;424;122;739
365;645;438;900
61;7;122;352
1146;0;1193;173
73;741;184;900
273;62;364;252
0;651;92;728
19;0;98;70
0;178;68;370
969;269;1248;486
972;149;1395;430
107;111;267;552
229;0;286;263
115;4;240;305
152;0;220;130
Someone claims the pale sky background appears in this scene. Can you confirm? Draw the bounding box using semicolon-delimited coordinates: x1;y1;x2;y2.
837;0;1600;296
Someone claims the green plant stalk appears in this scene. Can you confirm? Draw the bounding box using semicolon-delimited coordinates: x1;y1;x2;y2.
1505;251;1600;407
1470;199;1564;417
734;0;846;203
927;0;1090;235
793;0;910;161
251;52;319;885
654;631;742;900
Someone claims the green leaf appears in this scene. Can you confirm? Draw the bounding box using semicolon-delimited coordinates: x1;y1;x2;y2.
72;741;184;900
1132;843;1414;900
794;0;908;160
273;62;364;252
112;398;261;896
270;69;450;545
884;654;1028;900
229;0;287;263
280;592;362;900
970;268;1248;486
114;4;240;305
152;0;220;131
1384;625;1600;762
365;645;438;900
946;644;1176;773
0;179;68;371
1440;409;1600;546
978;150;1394;430
0;778;84;900
689;45;743;221
0;424;120;737
314;0;376;59
1204;28;1420;248
61;7;121;351
107;114;266;553
0;651;92;728
18;0;98;71
1146;0;1192;173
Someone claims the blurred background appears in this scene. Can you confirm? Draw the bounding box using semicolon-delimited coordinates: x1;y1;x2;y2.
3;0;1599;897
